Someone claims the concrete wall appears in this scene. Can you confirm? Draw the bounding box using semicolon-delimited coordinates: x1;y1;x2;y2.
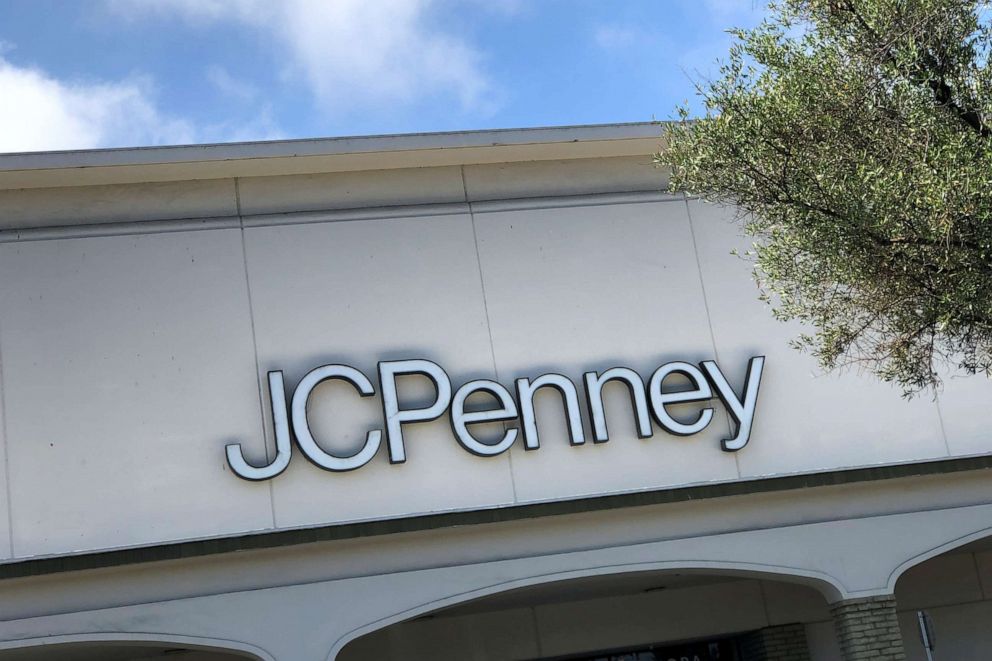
325;544;992;660
0;468;990;660
0;141;990;659
0;154;988;560
1;532;987;659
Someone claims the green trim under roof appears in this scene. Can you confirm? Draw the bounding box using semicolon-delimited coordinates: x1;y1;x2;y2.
2;453;991;581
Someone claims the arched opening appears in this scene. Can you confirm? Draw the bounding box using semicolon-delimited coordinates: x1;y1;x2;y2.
0;639;263;661
338;568;841;660
894;532;992;660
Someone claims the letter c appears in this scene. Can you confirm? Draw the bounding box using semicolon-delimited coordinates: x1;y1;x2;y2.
291;364;382;471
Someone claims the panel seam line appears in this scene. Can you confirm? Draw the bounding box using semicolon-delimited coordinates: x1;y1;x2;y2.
235;177;278;529
462;165;518;503
0;314;14;557
932;389;952;456
682;195;741;477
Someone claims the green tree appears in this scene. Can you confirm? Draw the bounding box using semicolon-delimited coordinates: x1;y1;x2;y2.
660;0;992;394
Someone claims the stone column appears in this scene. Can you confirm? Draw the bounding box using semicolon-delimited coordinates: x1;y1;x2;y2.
739;623;811;661
830;595;907;661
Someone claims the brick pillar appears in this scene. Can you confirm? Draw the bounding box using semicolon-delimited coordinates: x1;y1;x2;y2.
830;595;906;661
739;623;811;661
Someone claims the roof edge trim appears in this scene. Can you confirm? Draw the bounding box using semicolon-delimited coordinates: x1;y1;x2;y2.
0;122;668;190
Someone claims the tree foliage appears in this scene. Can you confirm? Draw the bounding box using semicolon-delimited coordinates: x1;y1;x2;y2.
660;0;992;394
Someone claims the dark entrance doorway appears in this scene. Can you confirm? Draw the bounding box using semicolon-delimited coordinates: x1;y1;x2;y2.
535;635;740;661
338;569;827;660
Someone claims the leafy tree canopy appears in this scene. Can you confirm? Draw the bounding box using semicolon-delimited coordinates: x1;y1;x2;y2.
660;0;992;394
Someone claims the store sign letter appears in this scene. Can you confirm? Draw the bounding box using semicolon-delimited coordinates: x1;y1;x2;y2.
225;356;765;481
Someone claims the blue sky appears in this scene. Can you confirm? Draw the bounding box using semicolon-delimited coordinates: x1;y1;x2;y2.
0;0;765;152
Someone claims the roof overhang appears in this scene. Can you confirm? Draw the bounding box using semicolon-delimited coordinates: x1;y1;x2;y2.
0;122;667;190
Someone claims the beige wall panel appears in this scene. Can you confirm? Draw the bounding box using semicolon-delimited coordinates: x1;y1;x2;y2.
0;163;988;558
473;200;739;503
932;371;992;456
0;366;10;560
236;166;465;216
0;230;272;558
0;179;237;230
242;214;515;528
464;156;665;201
687;199;950;476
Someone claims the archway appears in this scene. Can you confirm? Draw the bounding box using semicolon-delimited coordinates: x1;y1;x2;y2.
893;531;992;661
0;634;270;661
337;568;841;660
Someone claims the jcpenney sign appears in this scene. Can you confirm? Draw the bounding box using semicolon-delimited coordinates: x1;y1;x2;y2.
226;356;765;481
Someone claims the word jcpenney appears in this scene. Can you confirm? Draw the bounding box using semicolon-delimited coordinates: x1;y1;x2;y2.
226;356;765;481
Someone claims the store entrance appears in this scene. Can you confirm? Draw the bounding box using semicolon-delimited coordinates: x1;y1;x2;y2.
536;635;740;661
338;569;829;660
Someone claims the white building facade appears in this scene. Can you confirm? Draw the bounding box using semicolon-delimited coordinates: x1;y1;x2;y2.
0;123;990;660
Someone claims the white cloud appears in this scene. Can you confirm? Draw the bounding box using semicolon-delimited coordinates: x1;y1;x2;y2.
110;0;500;116
206;65;258;102
204;108;287;144
0;56;195;153
458;0;527;18
107;0;266;24
594;25;645;51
